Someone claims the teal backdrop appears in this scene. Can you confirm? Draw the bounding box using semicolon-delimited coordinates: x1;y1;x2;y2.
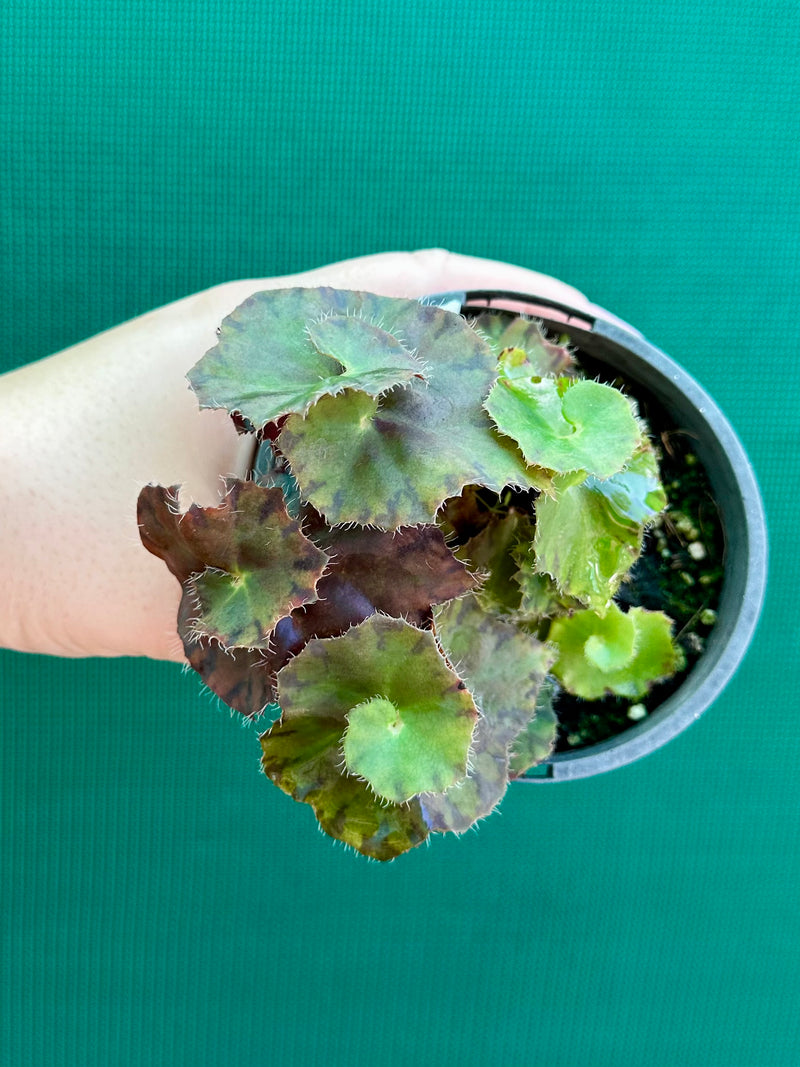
2;2;798;1065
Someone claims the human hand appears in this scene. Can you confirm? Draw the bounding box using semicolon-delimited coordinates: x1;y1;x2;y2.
0;250;619;661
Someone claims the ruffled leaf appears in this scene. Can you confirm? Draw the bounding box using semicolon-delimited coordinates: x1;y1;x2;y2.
533;443;667;611
187;288;427;425
137;483;207;583
185;515;478;706
508;679;558;778
421;595;554;832
484;370;640;479
455;510;533;615
263;521;478;672
274;614;478;805
472;313;575;377
177;598;276;720
309;521;478;628
512;559;583;620
137;479;329;649
260;614;478;857
343;693;473;804
277;297;546;527
434;595;553;747
548;603;684;700
419;729;509;835
260;715;430;861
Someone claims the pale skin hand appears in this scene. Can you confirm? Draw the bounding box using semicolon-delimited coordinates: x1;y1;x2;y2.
0;249;629;661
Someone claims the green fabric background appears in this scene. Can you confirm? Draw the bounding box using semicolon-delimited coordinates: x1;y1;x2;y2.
2;2;797;1065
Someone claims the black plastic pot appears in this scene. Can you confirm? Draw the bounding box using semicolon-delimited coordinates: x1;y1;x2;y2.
424;289;768;781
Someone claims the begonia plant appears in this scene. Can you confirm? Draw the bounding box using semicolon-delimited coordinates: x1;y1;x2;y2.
138;288;684;860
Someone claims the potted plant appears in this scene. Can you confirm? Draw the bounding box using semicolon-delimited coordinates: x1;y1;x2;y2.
137;286;767;860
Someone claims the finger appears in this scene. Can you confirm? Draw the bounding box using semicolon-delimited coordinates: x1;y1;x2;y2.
220;249;639;335
221;248;591;309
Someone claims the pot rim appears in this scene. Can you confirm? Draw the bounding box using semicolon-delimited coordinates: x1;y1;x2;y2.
424;289;769;781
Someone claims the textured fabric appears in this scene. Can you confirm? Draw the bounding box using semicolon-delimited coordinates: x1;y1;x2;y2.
2;2;798;1065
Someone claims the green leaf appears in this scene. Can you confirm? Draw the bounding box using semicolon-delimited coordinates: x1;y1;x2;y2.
421;595;554;832
583;608;636;671
277;298;546;527
188;567;287;650
343;694;473;803
454;510;533;615
307;313;426;392
548;603;684;700
507;717;557;778
187;288;427;425
533;482;640;612
532;443;667;611
434;595;553;746
419;733;510;835
137;479;329;649
259;613;479;857
508;678;558;778
472;313;575;377
584;439;667;524
260;715;430;861
484;374;640;479
512;558;583;620
278;615;478;804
